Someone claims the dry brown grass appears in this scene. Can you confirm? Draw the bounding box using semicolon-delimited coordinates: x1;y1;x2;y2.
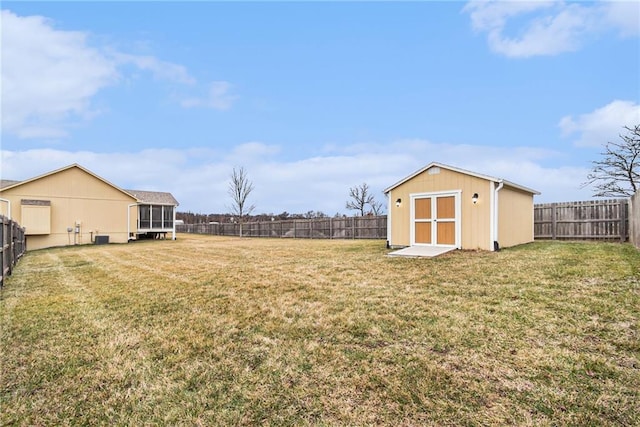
1;235;639;426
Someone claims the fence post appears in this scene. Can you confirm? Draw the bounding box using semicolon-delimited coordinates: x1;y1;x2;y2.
1;217;4;287
352;217;355;239
630;192;640;248
0;215;26;288
551;203;557;240
330;217;333;239
620;199;628;243
8;218;13;276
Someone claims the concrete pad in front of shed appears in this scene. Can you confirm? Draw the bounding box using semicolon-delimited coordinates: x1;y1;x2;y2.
388;246;455;258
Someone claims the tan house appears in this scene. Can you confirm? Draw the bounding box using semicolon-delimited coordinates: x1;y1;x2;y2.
0;164;178;250
384;162;539;253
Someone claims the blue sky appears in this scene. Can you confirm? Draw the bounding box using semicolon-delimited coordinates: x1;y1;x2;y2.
2;1;639;215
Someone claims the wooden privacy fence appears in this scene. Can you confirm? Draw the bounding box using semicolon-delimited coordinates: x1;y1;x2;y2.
630;192;640;249
178;199;635;243
177;216;387;240
534;199;629;241
1;215;26;287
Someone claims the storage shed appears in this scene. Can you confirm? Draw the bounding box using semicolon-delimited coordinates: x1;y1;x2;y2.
384;162;540;253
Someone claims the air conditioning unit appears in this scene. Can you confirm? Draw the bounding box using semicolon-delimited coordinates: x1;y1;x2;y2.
94;235;109;245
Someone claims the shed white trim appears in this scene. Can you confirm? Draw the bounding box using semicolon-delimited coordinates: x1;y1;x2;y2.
493;181;504;250
488;181;495;251
387;193;392;246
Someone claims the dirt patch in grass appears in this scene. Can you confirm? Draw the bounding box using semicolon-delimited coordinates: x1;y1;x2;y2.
1;236;639;425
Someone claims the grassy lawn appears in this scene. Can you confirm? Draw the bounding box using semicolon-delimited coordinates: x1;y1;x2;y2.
1;235;639;426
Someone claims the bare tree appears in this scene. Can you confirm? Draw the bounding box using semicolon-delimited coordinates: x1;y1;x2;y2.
369;199;385;216
583;125;640;197
228;166;255;237
346;183;375;216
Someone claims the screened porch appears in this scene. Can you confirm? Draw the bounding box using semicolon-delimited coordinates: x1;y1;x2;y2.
136;204;176;239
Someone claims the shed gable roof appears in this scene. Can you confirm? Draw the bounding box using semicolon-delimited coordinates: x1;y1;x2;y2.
383;162;540;195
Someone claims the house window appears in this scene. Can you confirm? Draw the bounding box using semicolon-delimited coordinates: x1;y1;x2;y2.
139;205;151;229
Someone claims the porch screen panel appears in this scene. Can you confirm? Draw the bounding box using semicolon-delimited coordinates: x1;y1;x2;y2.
163;206;174;228
139;205;151;229
152;206;162;228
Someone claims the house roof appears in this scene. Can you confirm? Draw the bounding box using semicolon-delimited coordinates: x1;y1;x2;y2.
0;164;179;206
0;180;21;189
383;162;540;195
125;189;179;206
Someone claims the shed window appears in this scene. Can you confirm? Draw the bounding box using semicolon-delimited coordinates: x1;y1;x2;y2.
428;167;441;175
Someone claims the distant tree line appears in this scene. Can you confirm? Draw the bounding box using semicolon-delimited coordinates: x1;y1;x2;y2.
176;210;345;225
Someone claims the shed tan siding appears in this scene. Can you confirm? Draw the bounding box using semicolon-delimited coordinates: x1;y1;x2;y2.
497;186;534;248
389;168;493;250
0;167;137;250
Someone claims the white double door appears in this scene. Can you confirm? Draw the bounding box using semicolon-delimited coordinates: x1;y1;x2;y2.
410;191;461;248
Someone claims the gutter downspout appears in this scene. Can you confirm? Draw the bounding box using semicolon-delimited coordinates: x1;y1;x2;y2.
386;193;392;248
493;181;504;251
0;198;11;220
127;203;138;241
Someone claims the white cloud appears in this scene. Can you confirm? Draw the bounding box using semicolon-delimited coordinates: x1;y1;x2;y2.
463;0;639;58
1;10;118;138
603;0;640;37
111;52;195;85
559;100;640;147
464;1;556;32
229;142;280;160
180;81;238;110
1;138;592;216
0;10;224;140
